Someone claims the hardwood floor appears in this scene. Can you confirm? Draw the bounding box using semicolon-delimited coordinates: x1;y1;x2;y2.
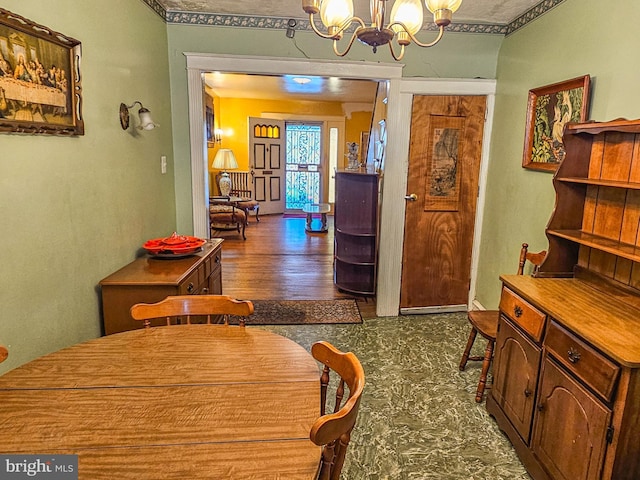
214;214;376;316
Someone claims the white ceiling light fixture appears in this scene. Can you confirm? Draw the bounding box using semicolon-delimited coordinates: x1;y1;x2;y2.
301;0;462;61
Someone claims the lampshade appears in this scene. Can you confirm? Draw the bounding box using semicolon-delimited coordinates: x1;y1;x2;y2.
138;107;157;131
212;149;238;171
320;0;353;28
425;0;462;14
390;0;423;37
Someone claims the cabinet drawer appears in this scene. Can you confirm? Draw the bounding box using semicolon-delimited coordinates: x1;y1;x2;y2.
499;287;546;342
545;321;620;402
203;250;222;279
179;267;201;294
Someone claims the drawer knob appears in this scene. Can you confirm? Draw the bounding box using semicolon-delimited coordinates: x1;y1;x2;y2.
187;282;194;293
524;388;532;398
514;305;523;318
215;256;221;264
567;347;581;364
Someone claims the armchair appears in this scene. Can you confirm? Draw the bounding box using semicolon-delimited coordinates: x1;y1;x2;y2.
215;170;260;224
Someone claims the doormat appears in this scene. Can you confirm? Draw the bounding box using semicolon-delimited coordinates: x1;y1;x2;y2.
239;299;362;325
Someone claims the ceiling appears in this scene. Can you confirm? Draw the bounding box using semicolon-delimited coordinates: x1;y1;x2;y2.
160;0;550;103
155;0;544;26
204;73;380;103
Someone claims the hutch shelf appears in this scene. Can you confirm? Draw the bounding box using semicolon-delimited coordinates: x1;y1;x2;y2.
486;119;640;480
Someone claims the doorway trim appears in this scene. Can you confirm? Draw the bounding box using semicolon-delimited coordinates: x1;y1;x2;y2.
391;78;497;316
184;53;495;317
185;54;403;317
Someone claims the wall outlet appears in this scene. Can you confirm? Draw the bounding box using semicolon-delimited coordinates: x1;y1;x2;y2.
161;155;167;174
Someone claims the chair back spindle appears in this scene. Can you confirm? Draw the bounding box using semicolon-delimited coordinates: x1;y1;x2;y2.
130;295;254;328
310;341;365;480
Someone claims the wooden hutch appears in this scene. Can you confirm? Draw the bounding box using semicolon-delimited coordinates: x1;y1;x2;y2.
486;119;640;480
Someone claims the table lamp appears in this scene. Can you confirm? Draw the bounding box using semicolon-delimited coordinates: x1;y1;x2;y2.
212;148;238;197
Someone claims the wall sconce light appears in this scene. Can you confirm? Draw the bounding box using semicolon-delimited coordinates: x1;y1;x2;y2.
214;128;223;144
119;101;159;131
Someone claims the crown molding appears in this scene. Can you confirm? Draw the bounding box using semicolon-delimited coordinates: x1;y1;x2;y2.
142;0;566;36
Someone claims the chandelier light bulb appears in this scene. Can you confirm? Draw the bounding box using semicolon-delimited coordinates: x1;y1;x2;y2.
390;0;424;37
320;0;354;29
425;0;462;13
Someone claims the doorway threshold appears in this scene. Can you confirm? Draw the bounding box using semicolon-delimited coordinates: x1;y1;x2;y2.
401;304;467;315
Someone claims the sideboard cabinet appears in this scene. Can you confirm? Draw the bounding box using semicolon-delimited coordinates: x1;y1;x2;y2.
487;120;640;480
99;239;223;334
334;168;379;296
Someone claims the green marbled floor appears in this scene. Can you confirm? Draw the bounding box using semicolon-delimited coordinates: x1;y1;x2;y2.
259;313;532;480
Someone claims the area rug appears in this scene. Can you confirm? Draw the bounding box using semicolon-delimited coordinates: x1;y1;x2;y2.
241;299;362;325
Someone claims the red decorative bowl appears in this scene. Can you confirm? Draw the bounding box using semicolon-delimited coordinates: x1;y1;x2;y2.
143;232;206;256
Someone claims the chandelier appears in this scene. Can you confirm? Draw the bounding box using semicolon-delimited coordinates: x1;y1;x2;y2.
301;0;462;60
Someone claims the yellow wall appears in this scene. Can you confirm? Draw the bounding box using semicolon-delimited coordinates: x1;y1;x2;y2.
345;111;373;162
207;96;372;193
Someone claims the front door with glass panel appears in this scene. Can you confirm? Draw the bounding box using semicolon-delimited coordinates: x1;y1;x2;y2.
249;117;286;215
285;123;323;210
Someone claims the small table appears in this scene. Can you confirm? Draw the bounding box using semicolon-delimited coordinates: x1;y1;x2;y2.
303;203;330;233
0;325;321;478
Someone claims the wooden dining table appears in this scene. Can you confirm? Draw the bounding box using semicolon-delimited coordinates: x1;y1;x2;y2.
0;325;322;479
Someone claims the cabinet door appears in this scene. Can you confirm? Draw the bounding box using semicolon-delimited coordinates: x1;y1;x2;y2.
532;355;611;480
492;316;541;443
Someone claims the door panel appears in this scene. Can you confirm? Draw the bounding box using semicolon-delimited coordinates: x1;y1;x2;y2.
532;356;611;480
249;117;285;214
400;95;486;310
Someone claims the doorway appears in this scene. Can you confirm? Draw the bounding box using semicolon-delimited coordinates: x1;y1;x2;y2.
400;95;487;313
285;122;323;211
185;55;498;316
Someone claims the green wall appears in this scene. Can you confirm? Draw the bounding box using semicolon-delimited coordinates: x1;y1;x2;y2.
0;0;175;373
475;0;640;308
6;0;629;371
166;25;503;233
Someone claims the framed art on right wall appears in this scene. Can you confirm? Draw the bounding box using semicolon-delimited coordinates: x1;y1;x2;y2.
522;75;591;172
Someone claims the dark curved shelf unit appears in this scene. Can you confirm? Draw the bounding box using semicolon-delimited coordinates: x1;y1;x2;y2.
333;169;379;297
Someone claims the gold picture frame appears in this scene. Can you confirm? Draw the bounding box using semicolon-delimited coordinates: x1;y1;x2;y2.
522;75;590;172
0;8;84;135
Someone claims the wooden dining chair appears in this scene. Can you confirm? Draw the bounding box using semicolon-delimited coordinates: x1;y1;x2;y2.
0;345;7;363
130;295;254;328
459;243;546;403
310;341;365;480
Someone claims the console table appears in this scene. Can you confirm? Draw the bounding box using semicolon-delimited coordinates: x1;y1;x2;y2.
99;239;223;335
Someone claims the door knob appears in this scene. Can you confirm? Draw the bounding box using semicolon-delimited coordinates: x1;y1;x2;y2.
404;193;418;201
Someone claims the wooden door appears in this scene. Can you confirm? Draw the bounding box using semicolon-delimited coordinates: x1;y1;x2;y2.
249;117;285;215
400;95;486;311
532;356;611;480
